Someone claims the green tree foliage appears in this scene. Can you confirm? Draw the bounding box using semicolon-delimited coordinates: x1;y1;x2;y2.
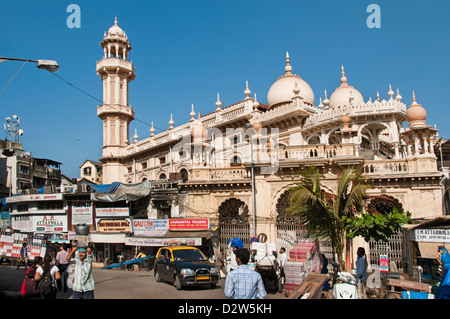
343;207;413;242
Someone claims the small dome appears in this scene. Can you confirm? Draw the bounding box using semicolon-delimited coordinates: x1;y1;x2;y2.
108;17;125;37
329;87;364;108
191;121;208;140
406;92;427;127
266;52;314;107
329;66;364;108
340;114;351;124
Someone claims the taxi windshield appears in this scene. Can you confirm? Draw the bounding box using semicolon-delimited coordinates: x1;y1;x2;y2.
173;249;207;261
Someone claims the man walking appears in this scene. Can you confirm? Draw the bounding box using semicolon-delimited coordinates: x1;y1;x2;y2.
17;243;28;270
66;244;95;299
224;249;266;299
55;244;69;292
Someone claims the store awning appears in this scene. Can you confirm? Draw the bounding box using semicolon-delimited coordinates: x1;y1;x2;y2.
417;242;450;259
91;180;151;203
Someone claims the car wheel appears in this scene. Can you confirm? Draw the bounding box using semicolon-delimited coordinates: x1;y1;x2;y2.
210;283;217;289
174;276;182;290
154;270;162;282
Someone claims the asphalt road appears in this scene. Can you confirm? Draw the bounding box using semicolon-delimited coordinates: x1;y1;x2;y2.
0;264;287;300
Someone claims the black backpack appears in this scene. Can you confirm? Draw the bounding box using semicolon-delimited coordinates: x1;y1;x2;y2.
39;269;54;295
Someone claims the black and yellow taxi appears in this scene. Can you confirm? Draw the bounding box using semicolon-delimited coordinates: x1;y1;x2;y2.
154;246;219;290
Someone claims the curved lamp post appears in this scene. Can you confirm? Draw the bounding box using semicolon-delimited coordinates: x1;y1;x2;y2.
0;56;59;72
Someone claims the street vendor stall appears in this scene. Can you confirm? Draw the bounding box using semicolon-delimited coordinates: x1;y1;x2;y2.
403;217;450;283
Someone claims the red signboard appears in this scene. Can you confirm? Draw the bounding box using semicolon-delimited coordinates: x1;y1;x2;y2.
168;219;209;231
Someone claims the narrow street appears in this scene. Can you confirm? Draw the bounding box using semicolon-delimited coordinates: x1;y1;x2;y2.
0;264;287;300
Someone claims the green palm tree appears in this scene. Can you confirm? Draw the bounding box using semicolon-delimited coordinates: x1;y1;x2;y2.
287;165;371;270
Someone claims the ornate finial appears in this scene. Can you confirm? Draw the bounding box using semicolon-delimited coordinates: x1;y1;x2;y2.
253;93;259;109
285;51;292;75
318;97;324;109
412;91;417;105
349;90;355;104
133;128;138;143
114;16;118;26
169;113;174;129
293;81;300;96
215;93;222;111
376;91;380;101
396;89;402;101
340;65;348;87
388;84;394;100
190;104;196;121
244;81;251;99
150;122;155;136
323;90;330;107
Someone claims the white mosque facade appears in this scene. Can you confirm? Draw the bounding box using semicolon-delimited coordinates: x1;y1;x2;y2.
95;19;445;266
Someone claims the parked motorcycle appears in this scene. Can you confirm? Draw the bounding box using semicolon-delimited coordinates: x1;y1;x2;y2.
331;262;359;299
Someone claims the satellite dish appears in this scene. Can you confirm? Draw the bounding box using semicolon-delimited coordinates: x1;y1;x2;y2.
18;129;23;136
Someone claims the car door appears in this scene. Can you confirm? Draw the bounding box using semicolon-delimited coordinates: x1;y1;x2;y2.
156;249;170;281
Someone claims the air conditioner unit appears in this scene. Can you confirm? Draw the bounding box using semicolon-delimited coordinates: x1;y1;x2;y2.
78;184;93;193
44;185;54;194
29;188;38;194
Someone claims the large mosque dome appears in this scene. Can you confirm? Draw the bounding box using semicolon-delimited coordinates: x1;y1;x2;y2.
328;66;364;108
267;52;314;107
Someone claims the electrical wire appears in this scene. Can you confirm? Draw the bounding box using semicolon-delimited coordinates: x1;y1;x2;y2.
49;71;166;133
0;60;29;96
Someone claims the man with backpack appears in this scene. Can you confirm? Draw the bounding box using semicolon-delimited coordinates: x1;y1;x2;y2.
34;255;61;299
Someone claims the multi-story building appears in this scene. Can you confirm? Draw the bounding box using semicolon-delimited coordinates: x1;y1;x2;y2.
79;160;103;184
0;140;62;196
94;19;445;268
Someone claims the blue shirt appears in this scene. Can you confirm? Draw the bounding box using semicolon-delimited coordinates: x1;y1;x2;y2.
224;265;266;299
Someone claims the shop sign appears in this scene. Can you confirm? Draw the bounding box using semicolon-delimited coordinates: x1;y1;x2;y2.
1;211;10;229
132;219;168;237
96;207;129;217
413;229;450;243
5;193;63;203
379;255;389;273
11;215;33;233
72;201;93;225
125;237;202;247
168;219;209;231
97;219;131;233
34;214;67;232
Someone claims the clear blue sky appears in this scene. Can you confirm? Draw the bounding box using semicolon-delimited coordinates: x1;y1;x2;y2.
1;0;449;179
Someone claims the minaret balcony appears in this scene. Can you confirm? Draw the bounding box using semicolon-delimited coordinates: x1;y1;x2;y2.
96;57;135;76
97;104;135;119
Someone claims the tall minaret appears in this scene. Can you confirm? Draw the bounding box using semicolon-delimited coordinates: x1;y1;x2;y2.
96;17;135;183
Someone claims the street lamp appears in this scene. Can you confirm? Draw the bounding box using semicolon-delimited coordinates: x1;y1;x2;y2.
0;56;59;72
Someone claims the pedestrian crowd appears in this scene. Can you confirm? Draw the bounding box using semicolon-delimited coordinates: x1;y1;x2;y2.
18;242;95;299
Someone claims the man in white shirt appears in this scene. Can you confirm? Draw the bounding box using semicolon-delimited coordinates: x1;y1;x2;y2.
279;247;288;284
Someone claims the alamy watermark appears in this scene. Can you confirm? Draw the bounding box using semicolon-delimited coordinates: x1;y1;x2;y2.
66;4;81;29
366;4;381;29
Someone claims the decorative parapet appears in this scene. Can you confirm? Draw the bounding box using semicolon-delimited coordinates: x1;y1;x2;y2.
303;99;407;129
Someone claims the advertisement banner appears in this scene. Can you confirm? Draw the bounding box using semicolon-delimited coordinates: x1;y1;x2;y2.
71;201;93;225
5;193;63;203
11;215;33;233
168;219;209;231
132;219;168;237
96;207;129;217
125;237;202;247
414;229;450;243
33;214;67;233
97;219;131;233
1;211;10;229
